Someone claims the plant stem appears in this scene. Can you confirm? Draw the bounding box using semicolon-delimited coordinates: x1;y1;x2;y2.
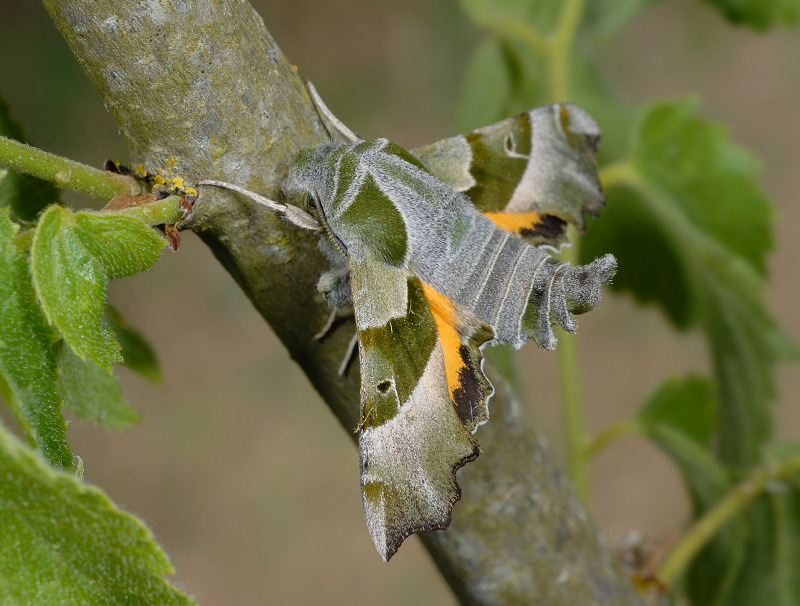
547;0;588;501
103;195;186;226
658;452;800;584
585;417;643;459
490;19;549;57
558;227;589;503
598;159;636;190
558;328;589;502
548;0;585;102
0;135;140;200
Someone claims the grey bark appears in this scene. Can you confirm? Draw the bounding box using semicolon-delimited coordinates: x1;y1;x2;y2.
41;0;644;604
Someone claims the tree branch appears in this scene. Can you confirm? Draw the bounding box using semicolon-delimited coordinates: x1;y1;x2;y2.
41;1;643;603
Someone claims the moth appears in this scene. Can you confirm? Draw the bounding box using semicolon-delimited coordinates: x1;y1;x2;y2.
199;82;616;561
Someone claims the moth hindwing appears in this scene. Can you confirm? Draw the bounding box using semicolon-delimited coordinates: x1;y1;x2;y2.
411;104;604;249
280;90;616;561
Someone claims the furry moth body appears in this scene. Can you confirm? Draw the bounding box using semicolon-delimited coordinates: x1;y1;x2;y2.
200;87;616;561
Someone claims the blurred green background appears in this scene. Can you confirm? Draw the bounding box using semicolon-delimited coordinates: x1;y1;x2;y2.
1;1;798;603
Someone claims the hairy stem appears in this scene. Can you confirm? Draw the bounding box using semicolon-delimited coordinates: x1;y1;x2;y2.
103;195;186;227
0;135;140;200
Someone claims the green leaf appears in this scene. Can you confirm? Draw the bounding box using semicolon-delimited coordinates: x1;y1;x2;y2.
458;36;548;132
645;424;747;605
31;206;120;370
702;0;798;30
721;443;800;606
723;488;800;606
55;340;139;429
638;379;747;604
0;423;195;605
107;305;163;384
74;211;165;280
0;209;71;470
0;98;60;222
458;38;514;131
30;206;165;371
582;99;793;467
637;376;717;447
769;441;800;462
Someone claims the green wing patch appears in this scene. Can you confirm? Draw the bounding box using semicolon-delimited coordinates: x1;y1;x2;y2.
355;274;492;561
357;278;437;429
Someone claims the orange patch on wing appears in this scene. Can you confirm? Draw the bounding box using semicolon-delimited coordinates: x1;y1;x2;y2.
483;210;542;234
420;282;465;400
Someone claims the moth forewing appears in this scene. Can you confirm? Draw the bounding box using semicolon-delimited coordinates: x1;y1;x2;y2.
355;276;485;561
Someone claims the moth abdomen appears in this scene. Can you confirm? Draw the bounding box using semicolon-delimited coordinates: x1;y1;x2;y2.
520;253;617;350
414;207;615;350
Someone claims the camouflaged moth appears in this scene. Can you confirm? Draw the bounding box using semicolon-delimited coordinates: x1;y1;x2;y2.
199;81;616;561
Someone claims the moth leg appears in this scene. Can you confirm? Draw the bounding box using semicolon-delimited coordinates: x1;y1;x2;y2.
313;309;339;341
197;180;321;231
304;79;361;143
337;331;359;377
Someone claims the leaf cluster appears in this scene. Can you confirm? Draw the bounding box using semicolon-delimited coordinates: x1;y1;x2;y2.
0;105;192;602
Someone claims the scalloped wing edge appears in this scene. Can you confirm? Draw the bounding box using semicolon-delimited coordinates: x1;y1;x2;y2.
356;277;494;560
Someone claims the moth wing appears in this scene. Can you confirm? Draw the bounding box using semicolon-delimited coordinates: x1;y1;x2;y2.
349;241;493;561
411;104;603;248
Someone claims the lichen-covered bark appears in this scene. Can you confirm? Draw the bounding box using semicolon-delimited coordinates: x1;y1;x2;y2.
41;1;643;603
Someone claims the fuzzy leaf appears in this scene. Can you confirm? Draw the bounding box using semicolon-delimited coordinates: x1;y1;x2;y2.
31;207;165;371
31;206;120;370
702;0;798;30
55;340;139;429
107;305;162;384
582;99;795;467
74;211;165;280
0;98;59;222
637;375;717;447
0;423;195;605
0;209;71;469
